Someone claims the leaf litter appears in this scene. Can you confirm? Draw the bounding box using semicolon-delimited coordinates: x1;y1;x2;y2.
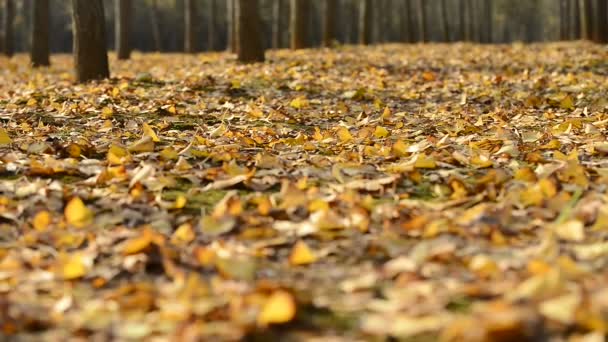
1;42;608;340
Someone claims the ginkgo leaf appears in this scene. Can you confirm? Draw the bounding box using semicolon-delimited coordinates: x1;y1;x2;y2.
143;123;160;142
64;197;93;228
33;210;52;231
107;145;131;165
258;291;297;325
336;127;353;142
0;128;12;145
61;253;88;280
289;241;317;266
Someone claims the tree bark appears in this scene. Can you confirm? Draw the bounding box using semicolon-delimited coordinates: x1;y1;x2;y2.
322;0;337;47
579;0;591;40
272;0;282;48
593;0;607;43
115;0;132;59
439;0;449;42
290;0;310;49
207;0;216;51
149;0;162;51
184;0;195;53
484;0;493;43
416;0;426;42
358;0;371;45
236;0;264;62
71;0;109;82
572;0;581;39
3;0;14;56
227;0;236;52
31;0;50;66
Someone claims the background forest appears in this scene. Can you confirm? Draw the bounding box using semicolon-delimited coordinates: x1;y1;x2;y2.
0;0;605;55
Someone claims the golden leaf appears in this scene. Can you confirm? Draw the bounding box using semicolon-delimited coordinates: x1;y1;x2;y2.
143;123;160;142
61;253;88;280
374;126;390;138
64;197;93;228
336;127;353;143
0;128;12;145
258;291;297;325
107;145;131;165
33;211;52;231
289;241;317;266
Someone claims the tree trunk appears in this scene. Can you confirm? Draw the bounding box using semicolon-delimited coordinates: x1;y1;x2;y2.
572;0;581;39
416;0;426;42
272;0;282;48
115;0;132;59
593;0;607;43
31;0;50;66
439;0;449;42
71;0;109;82
322;0;337;47
184;0;195;53
149;0;162;51
484;0;493;43
236;0;264;62
3;0;14;56
227;0;236;52
290;0;310;49
579;0;591;40
207;0;216;51
358;0;371;45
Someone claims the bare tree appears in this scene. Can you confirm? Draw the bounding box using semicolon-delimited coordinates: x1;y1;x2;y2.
72;0;109;82
322;0;337;47
290;0;310;49
236;0;264;62
272;0;283;49
149;0;162;51
416;0;426;42
3;0;14;56
184;0;196;53
207;0;216;51
31;0;50;66
227;0;237;52
115;0;132;59
358;0;371;45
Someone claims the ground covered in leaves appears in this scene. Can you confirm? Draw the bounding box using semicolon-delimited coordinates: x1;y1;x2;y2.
1;42;608;341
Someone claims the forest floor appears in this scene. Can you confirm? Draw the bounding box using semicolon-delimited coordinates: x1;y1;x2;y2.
1;42;608;341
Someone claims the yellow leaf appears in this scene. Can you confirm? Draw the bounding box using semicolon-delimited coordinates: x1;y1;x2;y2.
414;154;437;169
392;140;409;157
122;229;153;255
289;241;317;266
258;291;297;325
0;128;12;145
27;98;38;106
374;126;390;138
128;136;155;153
64;197;93;228
101;106;114;118
560;96;575;110
143;123;160;142
171;223;195;245
33;211;52;231
160;147;178;160
107;145;131;165
290;96;308;109
381;106;392;120
174;194;187;209
61;253;88;280
336;127;353;143
470;155;494;168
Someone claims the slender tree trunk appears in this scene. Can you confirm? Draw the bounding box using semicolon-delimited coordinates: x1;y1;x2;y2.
71;0;109;82
149;0;162;51
579;0;591;40
227;0;236;52
31;0;50;66
415;0;426;42
184;0;195;53
484;0;493;43
572;0;581;39
272;0;281;48
207;0;216;51
358;0;371;45
115;0;132;59
439;0;449;42
236;0;264;62
291;0;310;49
3;0;14;56
594;0;607;43
322;0;337;47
